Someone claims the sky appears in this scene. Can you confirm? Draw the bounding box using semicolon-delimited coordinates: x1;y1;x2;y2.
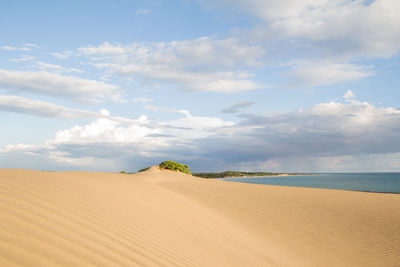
1;0;400;172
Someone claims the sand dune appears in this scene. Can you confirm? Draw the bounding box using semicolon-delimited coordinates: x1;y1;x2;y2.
1;167;399;266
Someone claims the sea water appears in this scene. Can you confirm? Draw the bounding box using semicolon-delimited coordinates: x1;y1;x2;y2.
221;173;400;194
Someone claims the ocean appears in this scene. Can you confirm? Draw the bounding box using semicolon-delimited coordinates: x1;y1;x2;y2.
221;173;400;194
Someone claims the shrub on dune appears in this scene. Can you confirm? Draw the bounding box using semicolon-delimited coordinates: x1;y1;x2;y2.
159;161;191;175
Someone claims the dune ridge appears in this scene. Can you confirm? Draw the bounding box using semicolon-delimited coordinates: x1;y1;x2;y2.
1;167;399;266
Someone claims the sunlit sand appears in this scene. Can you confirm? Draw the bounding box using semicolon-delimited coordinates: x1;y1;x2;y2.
1;167;399;266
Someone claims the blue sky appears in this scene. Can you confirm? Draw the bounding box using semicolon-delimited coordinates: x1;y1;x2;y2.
1;0;400;172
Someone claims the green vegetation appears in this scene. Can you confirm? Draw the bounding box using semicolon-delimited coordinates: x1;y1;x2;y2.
123;164;312;178
159;161;191;175
192;171;315;178
192;171;278;178
138;167;150;172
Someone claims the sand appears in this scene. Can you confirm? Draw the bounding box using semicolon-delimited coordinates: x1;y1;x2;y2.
1;167;399;266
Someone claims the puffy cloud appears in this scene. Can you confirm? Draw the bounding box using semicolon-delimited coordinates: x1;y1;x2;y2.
46;116;159;146
0;105;235;170
0;113;166;170
0;69;121;102
2;100;400;171
78;38;264;93
222;101;254;113
2;97;400;172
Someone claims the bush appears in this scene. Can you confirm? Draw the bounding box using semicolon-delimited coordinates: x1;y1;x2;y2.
138;167;150;172
159;161;191;175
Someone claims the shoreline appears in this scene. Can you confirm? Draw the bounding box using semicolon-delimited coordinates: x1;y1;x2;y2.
222;178;400;195
220;173;319;179
220;173;400;195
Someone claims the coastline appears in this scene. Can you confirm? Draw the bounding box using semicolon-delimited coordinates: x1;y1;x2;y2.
220;173;319;179
223;179;400;194
1;168;399;266
220;172;400;194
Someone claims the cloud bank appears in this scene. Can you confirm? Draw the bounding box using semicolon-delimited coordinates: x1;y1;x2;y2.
2;99;400;172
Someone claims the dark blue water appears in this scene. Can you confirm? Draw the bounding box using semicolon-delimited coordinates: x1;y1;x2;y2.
221;173;400;194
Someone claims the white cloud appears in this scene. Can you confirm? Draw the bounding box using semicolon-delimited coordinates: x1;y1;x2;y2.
79;42;126;56
50;50;75;59
2;98;400;171
98;62;261;92
0;102;234;166
200;0;322;20
287;62;374;87
144;105;191;117
0;69;121;102
0;95;149;126
344;90;355;100
199;0;400;89
79;38;263;67
78;38;264;93
23;43;38;49
161;115;234;131
11;113;168;167
0;143;36;153
1;43;38;51
0;95;99;118
10;55;36;63
136;7;150;15
185;98;400;171
46;116;160;146
132;97;153;103
202;0;400;59
145;104;234;137
37;61;83;73
222;101;254;113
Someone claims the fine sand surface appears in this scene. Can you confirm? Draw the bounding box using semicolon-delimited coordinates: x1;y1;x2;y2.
1;167;399;266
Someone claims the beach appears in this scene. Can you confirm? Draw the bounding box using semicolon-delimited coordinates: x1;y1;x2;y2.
1;167;399;266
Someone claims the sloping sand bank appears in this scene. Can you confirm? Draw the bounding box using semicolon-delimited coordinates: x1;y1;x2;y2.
1;167;399;266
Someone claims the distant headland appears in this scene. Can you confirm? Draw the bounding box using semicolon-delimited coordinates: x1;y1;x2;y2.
121;160;314;178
